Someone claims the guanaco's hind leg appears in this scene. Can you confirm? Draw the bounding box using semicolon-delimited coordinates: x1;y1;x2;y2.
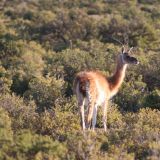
75;81;86;130
86;102;95;129
78;96;85;130
85;82;96;130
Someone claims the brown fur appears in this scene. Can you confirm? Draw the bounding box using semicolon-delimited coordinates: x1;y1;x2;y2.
73;63;126;100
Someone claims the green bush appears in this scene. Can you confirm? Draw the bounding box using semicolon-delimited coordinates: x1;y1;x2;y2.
0;94;38;131
0;40;46;95
14;130;67;160
0;65;12;94
38;106;80;140
144;89;160;109
0;107;13;159
24;76;66;112
100;108;160;159
114;75;147;111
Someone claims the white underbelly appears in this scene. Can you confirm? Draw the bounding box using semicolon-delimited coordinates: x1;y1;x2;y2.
96;80;107;106
83;80;107;107
96;90;106;106
84;91;106;107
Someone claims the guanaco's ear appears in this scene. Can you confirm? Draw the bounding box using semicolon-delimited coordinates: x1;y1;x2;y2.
121;45;125;53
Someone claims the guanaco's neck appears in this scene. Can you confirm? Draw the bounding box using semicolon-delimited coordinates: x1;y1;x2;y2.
108;55;127;97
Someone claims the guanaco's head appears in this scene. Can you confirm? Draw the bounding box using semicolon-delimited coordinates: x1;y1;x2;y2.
120;46;139;65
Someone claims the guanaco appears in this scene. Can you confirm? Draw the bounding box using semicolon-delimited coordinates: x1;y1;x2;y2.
73;46;139;131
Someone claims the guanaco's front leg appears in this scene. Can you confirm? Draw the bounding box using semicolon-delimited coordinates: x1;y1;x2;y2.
79;103;85;130
92;104;98;131
102;101;108;132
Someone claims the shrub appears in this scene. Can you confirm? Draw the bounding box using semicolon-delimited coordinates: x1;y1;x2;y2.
0;93;38;131
114;75;147;111
100;108;160;159
144;89;160;109
0;65;12;94
14;130;67;160
37;97;80;140
0;107;13;159
0;40;46;95
24;76;66;112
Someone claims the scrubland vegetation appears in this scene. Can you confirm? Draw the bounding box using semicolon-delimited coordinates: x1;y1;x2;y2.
0;0;160;159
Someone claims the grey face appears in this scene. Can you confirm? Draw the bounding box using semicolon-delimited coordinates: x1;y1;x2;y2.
122;52;139;65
